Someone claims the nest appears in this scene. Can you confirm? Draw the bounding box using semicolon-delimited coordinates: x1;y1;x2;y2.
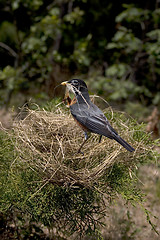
12;105;146;189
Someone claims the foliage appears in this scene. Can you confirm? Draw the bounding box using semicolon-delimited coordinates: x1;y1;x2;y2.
0;105;159;238
0;129;104;239
0;1;160;237
0;1;159;116
91;3;160;107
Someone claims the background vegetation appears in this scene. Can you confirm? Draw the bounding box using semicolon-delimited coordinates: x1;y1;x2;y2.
0;0;160;116
0;0;160;239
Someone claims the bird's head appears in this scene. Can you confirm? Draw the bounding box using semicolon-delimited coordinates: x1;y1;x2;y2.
61;79;88;94
61;79;90;104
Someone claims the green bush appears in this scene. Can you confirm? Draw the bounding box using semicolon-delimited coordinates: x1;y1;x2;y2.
0;105;159;238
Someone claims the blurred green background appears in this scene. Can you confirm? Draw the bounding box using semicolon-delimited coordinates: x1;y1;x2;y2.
0;0;160;120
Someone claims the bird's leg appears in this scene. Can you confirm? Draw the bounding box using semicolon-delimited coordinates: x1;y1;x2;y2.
99;135;102;143
77;132;89;155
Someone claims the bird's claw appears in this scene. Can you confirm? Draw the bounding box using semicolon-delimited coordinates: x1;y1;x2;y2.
72;150;84;156
77;150;84;155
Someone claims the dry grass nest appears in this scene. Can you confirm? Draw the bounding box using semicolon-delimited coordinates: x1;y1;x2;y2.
12;104;151;190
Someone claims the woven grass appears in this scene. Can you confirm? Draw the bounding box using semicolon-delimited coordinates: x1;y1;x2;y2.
12;104;149;190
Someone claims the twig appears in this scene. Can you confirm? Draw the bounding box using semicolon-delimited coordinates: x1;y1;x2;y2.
0;42;17;58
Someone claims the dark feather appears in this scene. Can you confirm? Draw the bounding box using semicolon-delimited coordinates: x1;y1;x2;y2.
70;101;135;152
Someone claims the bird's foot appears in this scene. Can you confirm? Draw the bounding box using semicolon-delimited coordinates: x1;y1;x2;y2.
72;150;84;156
77;150;84;155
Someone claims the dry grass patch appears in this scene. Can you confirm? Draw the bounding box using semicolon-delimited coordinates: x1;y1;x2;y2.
12;105;151;191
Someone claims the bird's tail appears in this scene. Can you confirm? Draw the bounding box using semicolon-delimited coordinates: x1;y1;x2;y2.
113;135;135;152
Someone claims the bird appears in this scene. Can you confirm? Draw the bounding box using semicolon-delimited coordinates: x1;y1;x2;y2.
61;79;135;153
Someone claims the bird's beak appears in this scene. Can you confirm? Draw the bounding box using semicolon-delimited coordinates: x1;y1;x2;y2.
61;81;68;86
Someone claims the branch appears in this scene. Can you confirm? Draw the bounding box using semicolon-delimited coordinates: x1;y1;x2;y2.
0;42;18;58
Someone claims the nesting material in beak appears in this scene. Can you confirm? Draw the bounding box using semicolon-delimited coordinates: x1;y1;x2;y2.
64;86;70;100
61;81;70;105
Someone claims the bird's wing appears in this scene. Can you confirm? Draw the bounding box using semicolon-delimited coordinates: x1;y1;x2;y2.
70;102;135;152
70;103;117;139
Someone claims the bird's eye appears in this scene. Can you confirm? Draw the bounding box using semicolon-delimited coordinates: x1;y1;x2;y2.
72;79;79;85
